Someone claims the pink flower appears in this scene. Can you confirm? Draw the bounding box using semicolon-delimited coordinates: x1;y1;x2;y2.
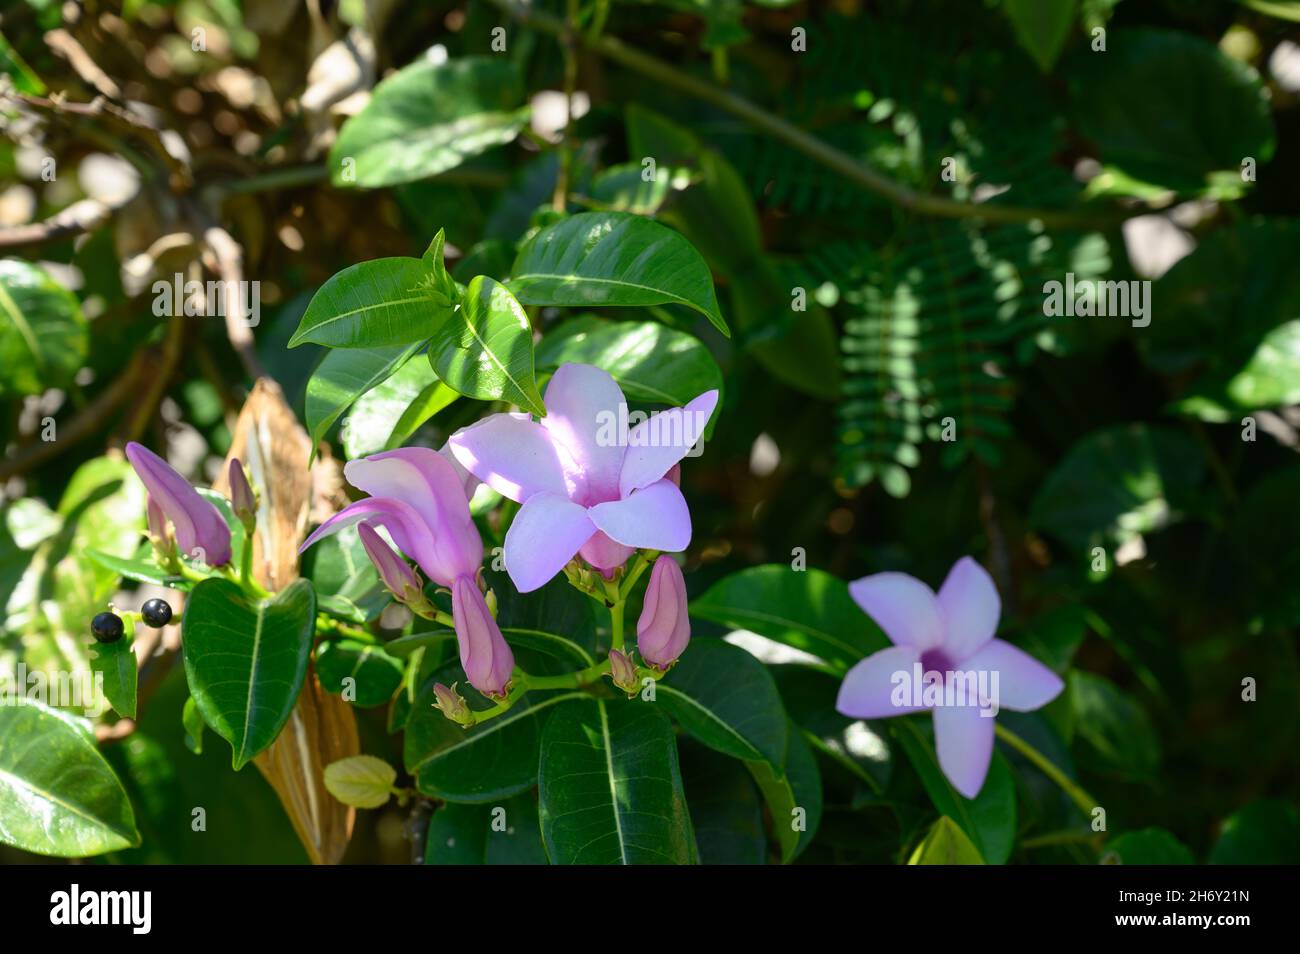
637;555;690;670
835;557;1063;798
451;576;514;699
125;442;232;566
447;363;718;592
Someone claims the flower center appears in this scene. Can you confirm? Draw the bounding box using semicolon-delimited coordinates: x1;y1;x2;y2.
919;648;954;678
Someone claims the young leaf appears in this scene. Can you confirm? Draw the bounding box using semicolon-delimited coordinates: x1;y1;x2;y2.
429;275;545;416
181;578;316;770
289;257;451;349
330;57;528;188
91;636;138;719
509;212;731;338
323;755;397;809
0;701;140;856
908;816;986;865
538;698;697;864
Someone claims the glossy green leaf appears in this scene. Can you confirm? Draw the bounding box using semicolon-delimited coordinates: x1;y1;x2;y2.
538;698;697;864
316;638;403;707
429;275;545;416
1209;800;1300;865
182;695;204;754
304;342;424;454
659;638;788;766
91;634;137;719
536;315;723;408
424;793;548;864
744;718;822;862
894;718;1017;865
302;525;390;624
0;701;140;857
908;816;985;864
690;564;888;672
85;545;184;588
0;258;88;397
330;57;527;188
290;256;449;349
588;162;691;215
341;355;444;458
510;211;730;338
1069;671;1161;780
181;578;316;770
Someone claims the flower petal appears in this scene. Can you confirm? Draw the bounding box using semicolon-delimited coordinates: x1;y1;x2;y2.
937;556;1001;661
587;479;691;552
847;572;943;649
541;363;627;505
932;704;995;799
447;412;581;503
835;645;926;719
343;448;482;585
578;531;635;573
961;639;1064;712
300;497;434;570
503;492;596;593
618;390;719;497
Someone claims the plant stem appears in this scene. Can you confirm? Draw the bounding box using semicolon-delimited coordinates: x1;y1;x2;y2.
484;0;1129;229
995;722;1098;820
604;577;626;651
524;659;611;690
619;551;653;600
467;682;529;726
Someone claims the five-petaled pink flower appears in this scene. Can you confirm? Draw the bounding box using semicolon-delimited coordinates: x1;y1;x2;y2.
835;557;1063;798
447;363;718;593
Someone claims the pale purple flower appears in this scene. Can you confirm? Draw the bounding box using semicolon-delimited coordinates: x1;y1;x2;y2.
447;363;718;593
228;458;255;526
125;441;232;566
637;555;690;670
835;557;1064;798
452;575;515;698
300;447;482;588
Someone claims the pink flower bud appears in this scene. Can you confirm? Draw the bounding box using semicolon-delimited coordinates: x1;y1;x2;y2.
608;648;639;695
357;522;423;605
432;682;473;727
636;555;690;670
126;442;232;566
228;458;256;528
452;575;515;699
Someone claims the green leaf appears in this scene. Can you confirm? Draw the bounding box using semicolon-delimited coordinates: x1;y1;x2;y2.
1028;424;1205;556
424;793;548;864
509;211;730;338
0;258;88;397
1209;800;1300;864
330;57;528;188
290;256;450;349
894;718;1017;865
744;718;823;862
1069;671;1161;780
302;525;390;624
535;315;723;408
341;350;444;458
689;565;889;672
1106;827;1195;864
316;638;403;707
0;30;46;94
84;545;184;588
538;698;697;864
908;815;986;864
1067;29;1274;196
659;638;788;766
91;635;137;719
1003;0;1077;72
323;755;397;809
588;162;691;215
429;275;545;416
0;701;140;856
182;695;205;754
772;665;892;793
304;342;423;453
679;739;767;864
181;578;316;770
405;662;583;802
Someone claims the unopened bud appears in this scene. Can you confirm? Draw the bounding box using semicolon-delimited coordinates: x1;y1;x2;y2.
607;648;639;695
228;459;256;531
432;682;474;727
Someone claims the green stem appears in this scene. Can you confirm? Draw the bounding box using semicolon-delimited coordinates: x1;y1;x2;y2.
524;659;611;691
995;722;1098;820
619;551;653;600
604;578;626;652
483;0;1131;229
239;531;254;591
467;682;529;726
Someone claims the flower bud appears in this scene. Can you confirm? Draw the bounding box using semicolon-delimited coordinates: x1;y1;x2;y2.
452;575;515;699
607;648;639;696
432;682;473;727
126;442;232;566
636;555;690;670
228;458;256;531
357;523;424;605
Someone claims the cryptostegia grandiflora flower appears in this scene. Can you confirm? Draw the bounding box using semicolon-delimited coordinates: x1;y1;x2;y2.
835;557;1064;798
300;447;514;698
448;363;718;593
126;441;232;567
637;555;690;670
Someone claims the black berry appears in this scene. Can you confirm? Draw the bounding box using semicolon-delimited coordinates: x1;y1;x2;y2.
141;598;173;628
91;612;125;643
